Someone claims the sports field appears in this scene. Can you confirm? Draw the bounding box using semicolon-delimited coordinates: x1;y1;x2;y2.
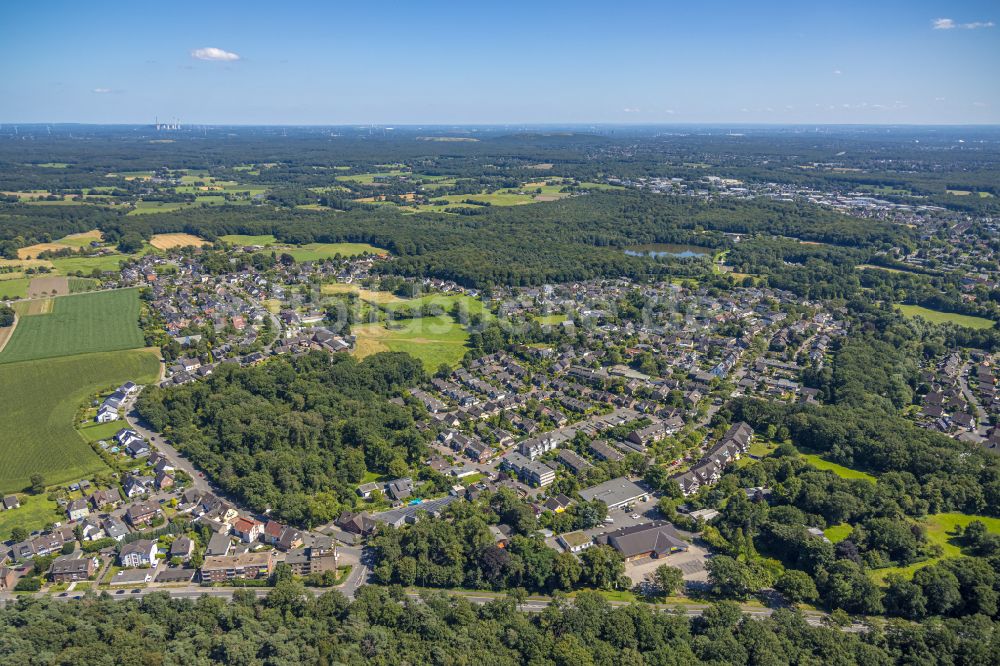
895;304;995;330
0;348;161;493
0;289;145;363
352;314;469;370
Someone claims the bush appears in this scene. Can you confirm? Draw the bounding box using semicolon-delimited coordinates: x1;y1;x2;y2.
15;576;41;591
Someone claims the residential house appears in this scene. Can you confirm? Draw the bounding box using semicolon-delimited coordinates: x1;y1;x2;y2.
124;500;162;527
89;488;122;511
66;498;90;521
232;516;263;543
102;516;129;541
200;551;275;583
49;555;96;583
119;540;157;568
169;536;194;561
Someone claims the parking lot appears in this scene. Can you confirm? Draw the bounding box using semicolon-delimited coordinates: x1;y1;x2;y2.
623;540;711;585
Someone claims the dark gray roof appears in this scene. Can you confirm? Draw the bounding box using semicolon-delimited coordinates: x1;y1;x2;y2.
599;521;688;558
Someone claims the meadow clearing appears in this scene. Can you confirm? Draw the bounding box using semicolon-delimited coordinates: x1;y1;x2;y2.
871;513;1000;583
0;348;161;494
219;234;386;260
347;292;487;370
800;453;877;482
352;315;470;371
894;304;996;330
0;289;145;363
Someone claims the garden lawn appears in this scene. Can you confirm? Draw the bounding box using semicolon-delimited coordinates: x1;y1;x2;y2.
0;348;161;494
0;289;145;363
895;304;995;330
0;493;61;541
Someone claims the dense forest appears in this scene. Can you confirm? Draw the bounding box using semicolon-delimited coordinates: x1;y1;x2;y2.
1;586;998;665
135;352;429;527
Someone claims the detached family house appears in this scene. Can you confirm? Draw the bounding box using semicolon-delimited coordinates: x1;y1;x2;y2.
120;540;157;568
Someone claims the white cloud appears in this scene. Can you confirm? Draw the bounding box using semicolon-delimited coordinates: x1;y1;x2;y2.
92;88;112;94
191;47;240;61
832;69;842;75
932;17;994;30
622;107;640;113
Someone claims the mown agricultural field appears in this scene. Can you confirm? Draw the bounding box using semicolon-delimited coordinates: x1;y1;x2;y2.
0;288;145;363
283;242;387;261
895;304;996;330
0;348;161;493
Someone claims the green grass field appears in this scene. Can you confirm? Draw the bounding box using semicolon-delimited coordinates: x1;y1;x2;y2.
220;234;279;246
801;453;876;482
283;242;387;261
872;513;1000;583
0;277;30;299
533;313;568;325
50;253;127;275
0;348;161;494
0;289;145;363
68;277;100;293
895;304;995;330
352;314;469;370
77;420;125;443
0;492;61;541
824;523;853;543
383;293;487;318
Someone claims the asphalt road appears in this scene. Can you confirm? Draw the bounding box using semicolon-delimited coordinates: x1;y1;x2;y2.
3;585;864;630
123;389;213;495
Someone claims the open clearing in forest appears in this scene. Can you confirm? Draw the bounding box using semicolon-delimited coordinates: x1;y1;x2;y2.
352;314;470;371
0;289;145;364
149;233;211;250
801;453;876;482
0;348;161;494
895;304;995;330
871;513;1000;583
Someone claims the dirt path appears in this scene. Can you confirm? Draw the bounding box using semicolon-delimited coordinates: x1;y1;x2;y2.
0;312;17;353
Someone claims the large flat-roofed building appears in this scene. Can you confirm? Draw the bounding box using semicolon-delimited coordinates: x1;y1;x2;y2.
200;551;275;583
501;452;556;487
578;477;647;510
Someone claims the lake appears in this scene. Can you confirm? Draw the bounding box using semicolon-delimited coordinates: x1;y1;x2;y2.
624;243;713;258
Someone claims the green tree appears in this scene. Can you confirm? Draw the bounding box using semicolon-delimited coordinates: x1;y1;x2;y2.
774;569;818;604
650;564;684;598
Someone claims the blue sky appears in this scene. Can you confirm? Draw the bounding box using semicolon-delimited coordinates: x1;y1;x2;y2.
1;0;997;124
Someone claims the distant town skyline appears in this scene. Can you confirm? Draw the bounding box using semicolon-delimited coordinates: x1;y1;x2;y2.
1;0;998;125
